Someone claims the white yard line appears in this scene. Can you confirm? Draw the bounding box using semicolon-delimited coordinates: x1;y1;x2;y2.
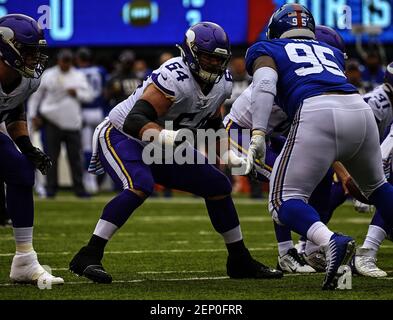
0;247;275;257
0;276;230;287
35;195;360;207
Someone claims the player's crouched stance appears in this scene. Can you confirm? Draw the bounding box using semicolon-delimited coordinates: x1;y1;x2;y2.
0;14;63;286
69;22;282;283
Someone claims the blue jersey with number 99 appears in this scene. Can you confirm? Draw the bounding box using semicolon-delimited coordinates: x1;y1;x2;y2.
245;38;358;120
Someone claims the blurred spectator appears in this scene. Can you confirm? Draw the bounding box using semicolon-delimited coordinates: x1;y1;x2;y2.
29;49;94;198
105;50;141;109
133;59;151;81
223;56;251;116
158;51;174;65
360;51;385;91
346;59;367;95
76;47;107;194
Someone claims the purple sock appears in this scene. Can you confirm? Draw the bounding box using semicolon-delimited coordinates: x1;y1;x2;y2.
370;183;393;228
205;196;240;233
101;189;144;227
309;170;334;224
273;221;292;243
6;184;33;228
328;181;347;217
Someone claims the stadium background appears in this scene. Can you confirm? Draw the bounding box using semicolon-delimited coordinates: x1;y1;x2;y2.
3;0;391;195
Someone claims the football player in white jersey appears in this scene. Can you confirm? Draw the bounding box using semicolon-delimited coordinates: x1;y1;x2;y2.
352;63;393;277
0;14;63;286
69;22;283;283
224;87;318;274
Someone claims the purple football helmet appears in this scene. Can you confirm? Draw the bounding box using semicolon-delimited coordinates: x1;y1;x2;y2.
178;21;231;84
384;61;393;90
315;25;347;57
0;14;48;78
267;3;315;40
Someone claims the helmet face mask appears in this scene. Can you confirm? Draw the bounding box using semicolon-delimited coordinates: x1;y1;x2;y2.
266;4;316;40
179;22;231;84
0;14;48;79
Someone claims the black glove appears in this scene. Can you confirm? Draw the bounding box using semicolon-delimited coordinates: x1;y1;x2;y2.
14;136;52;175
24;147;52;175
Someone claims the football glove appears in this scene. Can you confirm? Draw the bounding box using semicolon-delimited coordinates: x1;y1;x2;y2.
245;131;266;175
24;147;52;175
157;129;180;146
221;149;247;174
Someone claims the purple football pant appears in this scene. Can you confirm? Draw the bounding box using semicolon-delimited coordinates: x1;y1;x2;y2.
0;132;35;227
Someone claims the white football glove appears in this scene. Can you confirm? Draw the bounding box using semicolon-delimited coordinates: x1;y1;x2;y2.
245;131;266;176
353;199;375;214
221;149;247;174
157;129;181;146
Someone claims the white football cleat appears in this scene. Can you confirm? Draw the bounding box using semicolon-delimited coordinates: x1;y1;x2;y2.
303;249;327;272
10;251;64;287
277;248;316;273
354;247;387;278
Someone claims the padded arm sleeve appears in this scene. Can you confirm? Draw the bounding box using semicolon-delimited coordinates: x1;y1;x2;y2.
123;99;158;138
250;67;278;132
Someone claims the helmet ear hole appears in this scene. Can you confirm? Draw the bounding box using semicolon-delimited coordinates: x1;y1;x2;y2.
0;27;15;42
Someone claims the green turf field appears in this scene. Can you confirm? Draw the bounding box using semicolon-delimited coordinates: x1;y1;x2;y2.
1;194;393;300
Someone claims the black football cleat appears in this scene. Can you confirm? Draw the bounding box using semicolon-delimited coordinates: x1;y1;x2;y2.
227;250;283;279
69;245;112;284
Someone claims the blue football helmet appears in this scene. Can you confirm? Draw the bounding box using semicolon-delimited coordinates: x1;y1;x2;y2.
178;21;231;84
0;14;48;78
315;25;347;58
267;3;315;40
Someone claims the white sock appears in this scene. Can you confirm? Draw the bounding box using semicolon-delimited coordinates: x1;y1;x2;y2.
306;221;334;246
93;219;119;240
221;225;243;244
305;240;321;256
278;240;294;257
13;227;34;253
362;225;386;252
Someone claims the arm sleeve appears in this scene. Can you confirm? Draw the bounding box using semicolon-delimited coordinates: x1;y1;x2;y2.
250;67;278;132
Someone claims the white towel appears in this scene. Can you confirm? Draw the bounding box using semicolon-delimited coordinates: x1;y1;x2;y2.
88;118;110;175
